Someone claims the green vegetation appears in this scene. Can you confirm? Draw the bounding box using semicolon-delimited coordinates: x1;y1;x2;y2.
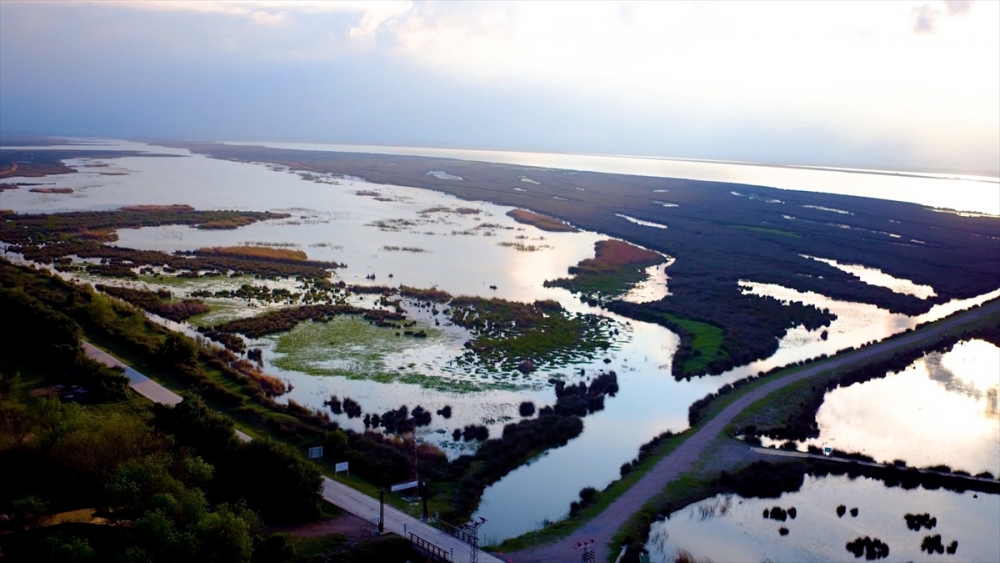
270;317;474;391
656;313;726;374
545;239;666;301
449;296;615;371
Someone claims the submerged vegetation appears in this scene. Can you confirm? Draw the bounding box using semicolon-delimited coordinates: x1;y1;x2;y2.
448;296;615;371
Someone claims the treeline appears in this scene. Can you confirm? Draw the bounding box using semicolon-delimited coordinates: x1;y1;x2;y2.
0;290;320;563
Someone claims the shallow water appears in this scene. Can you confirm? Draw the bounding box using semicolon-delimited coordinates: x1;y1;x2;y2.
763;340;1000;475
802;255;937;300
645;474;1000;563
3;140;999;542
224;141;1000;216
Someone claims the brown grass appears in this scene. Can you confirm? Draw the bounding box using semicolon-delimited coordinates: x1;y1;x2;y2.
196;245;309;261
506;209;577;232
121;204;195;212
572;239;664;272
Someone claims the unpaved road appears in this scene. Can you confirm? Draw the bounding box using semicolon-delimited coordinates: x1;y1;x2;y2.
507;300;999;563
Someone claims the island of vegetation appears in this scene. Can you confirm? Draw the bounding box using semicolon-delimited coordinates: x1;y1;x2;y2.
545;239;666;302
506;208;577;232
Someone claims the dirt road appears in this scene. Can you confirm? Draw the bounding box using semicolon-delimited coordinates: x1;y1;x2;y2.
508;301;999;562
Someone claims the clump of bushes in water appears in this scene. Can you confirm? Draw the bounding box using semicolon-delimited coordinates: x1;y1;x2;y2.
541;371;618;417
838;505;847;517
921;535;958;555
519;401;536;417
778;527;789;536
341;397;362;418
365;405;433;434
762;506;796;521
905;513;937;531
436;405;452;418
846;537;889;560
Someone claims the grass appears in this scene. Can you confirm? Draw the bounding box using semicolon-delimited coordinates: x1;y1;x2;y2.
545;240;666;300
268;317;487;393
656;313;726;374
196;245;308;261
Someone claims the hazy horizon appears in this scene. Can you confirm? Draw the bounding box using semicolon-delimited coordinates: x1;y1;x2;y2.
2;1;998;175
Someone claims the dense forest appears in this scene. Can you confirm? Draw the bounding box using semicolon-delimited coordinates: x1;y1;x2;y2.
179;143;1000;376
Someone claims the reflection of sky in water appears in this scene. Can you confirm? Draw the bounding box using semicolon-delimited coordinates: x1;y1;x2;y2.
802;255;936;299
770;340;1000;475
646;474;1000;563
4;141;1000;541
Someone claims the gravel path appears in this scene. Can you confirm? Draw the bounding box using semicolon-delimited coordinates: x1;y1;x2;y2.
506;301;999;563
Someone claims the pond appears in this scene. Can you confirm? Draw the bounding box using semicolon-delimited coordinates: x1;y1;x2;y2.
645;474;1000;563
763;339;1000;476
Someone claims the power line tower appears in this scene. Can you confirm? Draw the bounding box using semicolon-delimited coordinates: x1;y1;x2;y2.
575;539;596;563
441;516;487;563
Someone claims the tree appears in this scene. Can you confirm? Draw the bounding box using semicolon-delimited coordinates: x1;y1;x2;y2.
215;438;322;524
159;333;198;366
152;393;236;462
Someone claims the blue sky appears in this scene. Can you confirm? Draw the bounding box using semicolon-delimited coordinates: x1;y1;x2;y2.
1;1;997;174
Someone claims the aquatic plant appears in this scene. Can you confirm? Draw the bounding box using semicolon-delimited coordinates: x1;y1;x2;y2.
845;536;889;560
904;513;937;531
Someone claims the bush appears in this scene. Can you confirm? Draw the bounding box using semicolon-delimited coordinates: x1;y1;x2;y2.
215;438;322;524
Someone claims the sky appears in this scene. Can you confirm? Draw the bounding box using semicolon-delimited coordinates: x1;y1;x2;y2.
1;1;997;175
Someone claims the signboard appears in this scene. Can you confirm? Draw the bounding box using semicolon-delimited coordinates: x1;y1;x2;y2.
335;462;349;473
390;480;419;492
307;446;324;460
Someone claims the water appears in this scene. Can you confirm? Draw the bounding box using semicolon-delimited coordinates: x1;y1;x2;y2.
3;140;999;542
763;340;1000;475
645;474;1000;563
224;141;1000;216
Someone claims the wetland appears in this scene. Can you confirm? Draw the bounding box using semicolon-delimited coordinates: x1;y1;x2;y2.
2;139;998;545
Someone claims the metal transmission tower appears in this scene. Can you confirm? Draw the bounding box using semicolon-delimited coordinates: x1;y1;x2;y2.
441;516;487;563
575;539;596;563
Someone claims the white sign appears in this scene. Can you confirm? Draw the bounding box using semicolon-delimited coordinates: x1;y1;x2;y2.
335;462;349;473
390;480;419;492
307;446;324;459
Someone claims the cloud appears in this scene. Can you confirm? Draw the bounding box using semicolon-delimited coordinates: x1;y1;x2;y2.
944;0;974;15
912;0;974;33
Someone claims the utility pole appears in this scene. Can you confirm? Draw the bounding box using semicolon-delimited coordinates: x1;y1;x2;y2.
378;489;385;534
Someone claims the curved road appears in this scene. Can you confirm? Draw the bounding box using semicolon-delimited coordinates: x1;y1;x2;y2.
507;300;999;563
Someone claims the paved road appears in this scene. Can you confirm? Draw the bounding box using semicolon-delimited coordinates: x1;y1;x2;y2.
82;341;494;560
509;301;1000;562
322;477;504;563
83;341;183;406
